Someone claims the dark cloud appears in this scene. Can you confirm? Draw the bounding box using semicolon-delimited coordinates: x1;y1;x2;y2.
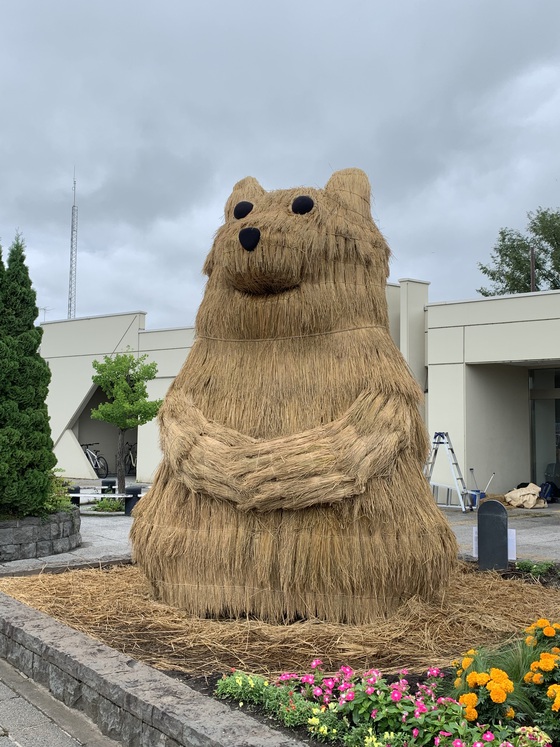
1;0;559;324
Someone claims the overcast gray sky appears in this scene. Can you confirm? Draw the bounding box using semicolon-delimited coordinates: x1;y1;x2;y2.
1;0;559;329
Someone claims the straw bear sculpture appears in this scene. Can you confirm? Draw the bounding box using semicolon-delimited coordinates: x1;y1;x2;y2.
131;168;458;624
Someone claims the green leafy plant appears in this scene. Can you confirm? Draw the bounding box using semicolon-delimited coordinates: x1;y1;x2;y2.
93;497;125;513
516;561;556;579
91;351;161;494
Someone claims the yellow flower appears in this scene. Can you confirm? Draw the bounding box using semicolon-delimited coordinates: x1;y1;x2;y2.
525;625;536;634
462;657;474;670
454;677;463;688
465;706;478;721
489;685;507;703
318;726;328;735
552;647;560;654
543;626;557;637
536;618;551;628
308;717;320;726
525;636;536;647
505;706;515;719
524;672;534;683
467;648;477;655
457;668;464;675
553;623;560;630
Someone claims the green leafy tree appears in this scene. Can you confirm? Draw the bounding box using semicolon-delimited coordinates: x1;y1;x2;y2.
90;352;162;494
477;208;560;296
0;234;56;517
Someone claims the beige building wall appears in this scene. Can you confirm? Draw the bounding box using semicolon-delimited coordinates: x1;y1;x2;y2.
426;289;560;497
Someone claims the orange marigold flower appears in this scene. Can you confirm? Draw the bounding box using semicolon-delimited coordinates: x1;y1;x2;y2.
533;673;544;685
553;623;560;630
476;672;491;686
536;618;551;628
462;657;474;670
525;636;536;647
538;654;558;672
547;684;560;698
466;672;479;688
505;706;515;719
490;685;507;703
465;706;478;721
467;648;477;655
454;677;462;688
543;626;557;637
524;672;534;684
489;668;509;683
525;625;536;634
459;693;478;707
530;661;540;672
552;647;560;654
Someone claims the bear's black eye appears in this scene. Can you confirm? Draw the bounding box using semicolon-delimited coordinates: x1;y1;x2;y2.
233;201;254;219
291;195;314;215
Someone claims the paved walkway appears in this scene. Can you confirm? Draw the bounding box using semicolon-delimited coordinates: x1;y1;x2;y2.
0;658;119;746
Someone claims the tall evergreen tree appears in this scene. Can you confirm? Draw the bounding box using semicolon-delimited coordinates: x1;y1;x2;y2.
0;234;56;517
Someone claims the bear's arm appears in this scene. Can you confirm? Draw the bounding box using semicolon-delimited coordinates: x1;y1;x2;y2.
160;389;427;511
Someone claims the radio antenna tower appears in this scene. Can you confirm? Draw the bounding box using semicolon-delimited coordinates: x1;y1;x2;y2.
67;172;78;319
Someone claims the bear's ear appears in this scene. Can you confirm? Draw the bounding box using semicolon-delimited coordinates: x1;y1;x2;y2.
324;168;371;219
224;176;266;221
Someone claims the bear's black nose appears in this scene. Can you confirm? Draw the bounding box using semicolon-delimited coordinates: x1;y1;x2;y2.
239;227;261;251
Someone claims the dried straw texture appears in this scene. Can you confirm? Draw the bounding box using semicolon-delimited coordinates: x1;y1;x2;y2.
130;168;458;623
1;564;559;677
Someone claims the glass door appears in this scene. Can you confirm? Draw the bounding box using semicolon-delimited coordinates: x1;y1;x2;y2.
530;369;560;486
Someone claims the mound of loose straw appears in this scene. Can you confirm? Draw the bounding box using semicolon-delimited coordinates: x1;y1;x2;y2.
1;563;559;678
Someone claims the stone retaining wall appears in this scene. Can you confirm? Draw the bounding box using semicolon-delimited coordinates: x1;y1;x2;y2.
0;508;81;562
0;593;301;746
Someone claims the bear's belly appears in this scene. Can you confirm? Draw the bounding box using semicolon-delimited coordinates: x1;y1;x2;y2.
177;327;414;438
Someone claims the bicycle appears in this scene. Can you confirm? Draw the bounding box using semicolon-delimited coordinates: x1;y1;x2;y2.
81;443;109;478
124;442;137;476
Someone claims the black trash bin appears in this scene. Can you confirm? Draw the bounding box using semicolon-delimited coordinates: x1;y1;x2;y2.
124;486;142;516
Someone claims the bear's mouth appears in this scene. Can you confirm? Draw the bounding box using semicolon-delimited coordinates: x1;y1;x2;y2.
225;269;301;296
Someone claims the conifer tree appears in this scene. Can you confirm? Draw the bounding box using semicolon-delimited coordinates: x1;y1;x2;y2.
0;234;56;517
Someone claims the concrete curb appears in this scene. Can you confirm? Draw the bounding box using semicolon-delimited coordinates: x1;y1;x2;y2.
0;593;302;747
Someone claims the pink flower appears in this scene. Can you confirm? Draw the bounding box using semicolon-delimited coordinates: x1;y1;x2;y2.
370;709;378;719
427;667;442;678
300;674;314;684
482;733;495;742
310;658;323;669
413;728;420;738
345;690;355;702
440;732;452;737
312;686;323;697
390;690;403;702
435;739;440;747
474;742;485;747
323;678;335;691
340;665;354;678
453;740;464;747
365;686;375;695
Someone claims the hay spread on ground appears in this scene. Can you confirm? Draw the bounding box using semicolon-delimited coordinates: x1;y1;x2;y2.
1;563;559;678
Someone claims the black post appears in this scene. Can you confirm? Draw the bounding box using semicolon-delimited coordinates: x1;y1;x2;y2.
124;486;142;516
101;479;116;494
68;485;81;507
478;499;509;571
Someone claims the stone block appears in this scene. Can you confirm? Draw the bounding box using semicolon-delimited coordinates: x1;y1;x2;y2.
52;537;71;554
141;723;182;747
78;683;100;723
5;640;33;677
12;526;38;544
38;523;53;541
36;540;53;557
119;709;144;746
48;663;82;707
97;695;124;741
32;652;50;688
69;532;82;549
0;546;17;562
19;542;38;559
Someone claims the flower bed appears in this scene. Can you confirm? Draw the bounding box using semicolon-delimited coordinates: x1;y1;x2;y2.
216;618;560;747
